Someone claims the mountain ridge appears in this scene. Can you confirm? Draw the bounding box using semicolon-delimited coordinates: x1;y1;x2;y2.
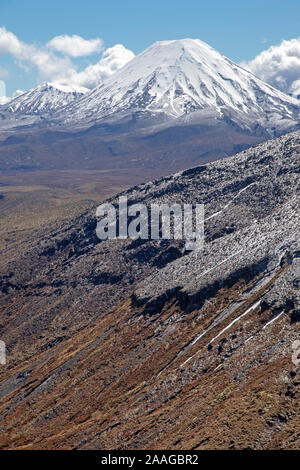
1;38;299;137
1;82;88;116
52;38;300;135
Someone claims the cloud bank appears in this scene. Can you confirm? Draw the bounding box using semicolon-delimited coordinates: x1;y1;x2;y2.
0;27;77;83
0;27;135;97
242;37;300;97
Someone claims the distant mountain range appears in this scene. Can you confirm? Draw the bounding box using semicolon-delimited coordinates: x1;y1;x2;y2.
0;38;299;173
3;83;88;115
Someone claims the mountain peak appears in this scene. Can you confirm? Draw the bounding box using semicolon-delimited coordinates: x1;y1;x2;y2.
43;82;89;94
3;82;88;116
149;37;218;55
2;38;300;136
56;37;299;133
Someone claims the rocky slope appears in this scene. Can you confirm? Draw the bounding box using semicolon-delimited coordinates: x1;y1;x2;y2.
0;131;299;449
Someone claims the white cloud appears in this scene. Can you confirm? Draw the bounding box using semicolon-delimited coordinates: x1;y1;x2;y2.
0;26;76;82
0;95;10;104
242;37;300;97
0;27;22;55
55;44;135;89
0;27;135;94
47;34;103;57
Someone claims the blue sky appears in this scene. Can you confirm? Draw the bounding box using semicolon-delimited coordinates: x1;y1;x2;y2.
1;0;300;96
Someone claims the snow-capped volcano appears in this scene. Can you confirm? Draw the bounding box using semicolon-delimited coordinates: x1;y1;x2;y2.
2;82;88;115
1;39;299;171
56;38;300;133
